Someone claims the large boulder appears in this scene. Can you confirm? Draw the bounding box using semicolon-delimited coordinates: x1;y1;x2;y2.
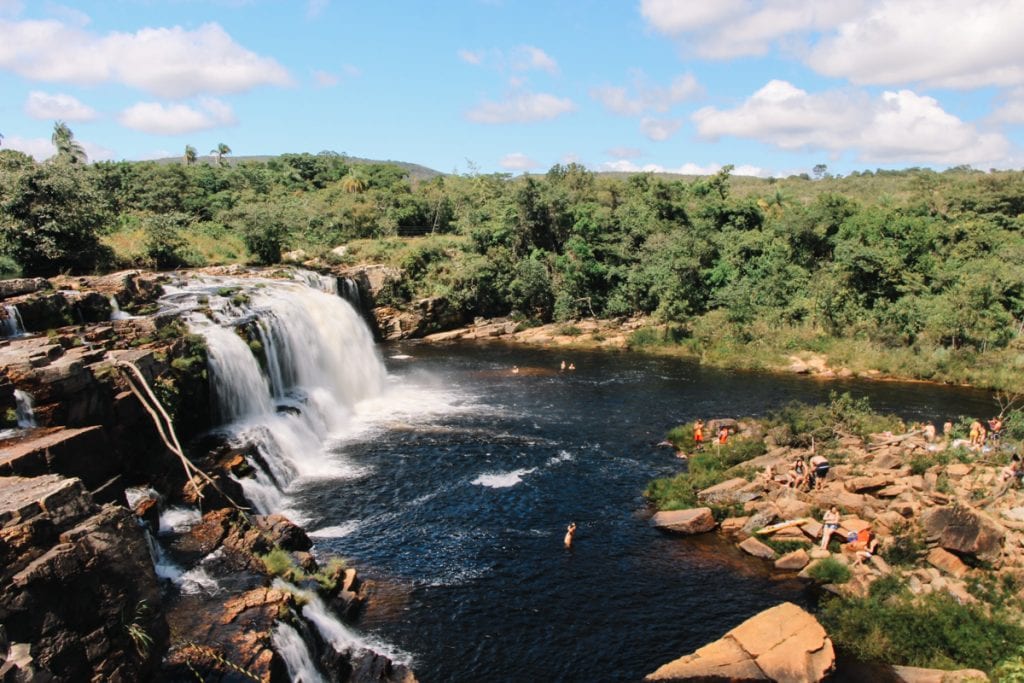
651;508;717;535
698;477;758;505
921;506;1005;562
646;602;834;682
738;537;776;560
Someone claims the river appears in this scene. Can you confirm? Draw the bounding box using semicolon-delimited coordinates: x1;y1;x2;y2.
289;342;993;682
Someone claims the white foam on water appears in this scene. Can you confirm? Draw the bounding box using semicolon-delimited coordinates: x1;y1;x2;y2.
389;354;413;360
546;450;575;466
159;506;202;534
308;521;361;539
472;468;537;488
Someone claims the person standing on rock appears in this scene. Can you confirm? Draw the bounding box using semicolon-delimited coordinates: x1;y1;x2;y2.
943;420;954;441
564;522;577;548
820;506;840;550
809;454;830;490
693;420;705;452
922;423;936;442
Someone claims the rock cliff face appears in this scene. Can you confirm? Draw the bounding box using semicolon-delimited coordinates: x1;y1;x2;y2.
0;474;168;681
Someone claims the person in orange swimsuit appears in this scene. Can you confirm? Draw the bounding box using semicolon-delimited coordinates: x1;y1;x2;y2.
693;420;704;452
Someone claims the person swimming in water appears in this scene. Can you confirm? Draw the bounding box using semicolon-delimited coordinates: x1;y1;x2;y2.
564;522;577;547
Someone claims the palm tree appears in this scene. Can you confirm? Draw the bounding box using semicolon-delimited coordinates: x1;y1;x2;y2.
210;142;231;166
51;120;87;164
183;145;197;166
340;172;366;194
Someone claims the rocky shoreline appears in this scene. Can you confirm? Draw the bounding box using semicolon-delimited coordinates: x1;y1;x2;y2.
646;420;1020;681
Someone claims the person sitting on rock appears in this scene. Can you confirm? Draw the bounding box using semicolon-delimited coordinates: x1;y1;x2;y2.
820;506;841;550
718;425;729;445
996;454;1024;497
787;457;808;490
853;531;879;565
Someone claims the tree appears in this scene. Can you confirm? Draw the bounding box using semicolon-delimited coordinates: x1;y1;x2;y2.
813;163;829;180
183;145;197;166
51;121;87;164
210;143;231;166
340;173;366;194
0;163;107;275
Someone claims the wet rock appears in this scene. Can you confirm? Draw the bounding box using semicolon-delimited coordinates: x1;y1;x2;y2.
651;508;716;535
646;602;834;682
0;277;50;300
254;514;312;552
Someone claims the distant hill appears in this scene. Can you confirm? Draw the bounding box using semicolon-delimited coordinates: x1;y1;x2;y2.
148;153;444;181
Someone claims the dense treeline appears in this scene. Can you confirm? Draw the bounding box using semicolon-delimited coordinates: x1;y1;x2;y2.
2;137;1024;387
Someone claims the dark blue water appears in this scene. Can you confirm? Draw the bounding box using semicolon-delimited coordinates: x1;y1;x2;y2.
299;344;993;682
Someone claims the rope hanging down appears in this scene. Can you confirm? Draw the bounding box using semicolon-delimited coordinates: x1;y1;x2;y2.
114;359;248;513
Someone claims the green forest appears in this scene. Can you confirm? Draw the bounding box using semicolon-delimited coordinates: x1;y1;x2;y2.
3;124;1024;390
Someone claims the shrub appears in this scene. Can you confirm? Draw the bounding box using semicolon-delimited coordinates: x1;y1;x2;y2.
882;524;927;566
807;557;851;584
820;591;1024;673
645;432;766;511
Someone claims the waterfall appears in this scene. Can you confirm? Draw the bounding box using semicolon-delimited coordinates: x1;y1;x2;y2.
338;277;362;311
1;304;26;338
168;275;387;515
292;268;339;296
273;579;411;667
109;296;132;320
273;622;328;683
14;390;36;428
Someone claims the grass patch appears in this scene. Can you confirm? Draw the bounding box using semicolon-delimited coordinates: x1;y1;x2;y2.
807;556;851;584
645;430;766;512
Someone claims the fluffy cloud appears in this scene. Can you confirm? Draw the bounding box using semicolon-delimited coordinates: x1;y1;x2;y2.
500;152;539;171
24;91;97;121
808;1;1024;88
640;117;681;141
466;92;575;124
118;98;237;135
693;80;1009;165
598;159;767;177
457;49;484;65
3;134;114;161
640;0;863;58
592;72;701;116
0;19;292;98
991;88;1024;125
512;45;557;74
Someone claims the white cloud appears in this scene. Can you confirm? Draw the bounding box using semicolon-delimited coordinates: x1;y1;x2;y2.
24;90;97;121
457;49;484;65
0;0;23;16
45;3;90;26
313;70;339;87
640;117;681;141
2;133;113;161
808;1;1024;88
592;71;701;116
118;98;237;135
639;0;748;33
0;19;292;98
513;45;558;74
466;92;575;124
693;80;1010;165
500;152;539;170
598;159;768;177
991;88;1024;125
607;146;642;159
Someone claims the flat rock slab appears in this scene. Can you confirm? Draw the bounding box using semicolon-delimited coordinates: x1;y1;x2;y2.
0;474;92;528
651;508;717;535
739;537;776;560
775;548;810;571
927;547;970;579
647;602;835;682
0;426;111;487
890;665;989;682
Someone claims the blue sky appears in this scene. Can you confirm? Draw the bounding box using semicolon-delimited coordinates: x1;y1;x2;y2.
2;0;1023;177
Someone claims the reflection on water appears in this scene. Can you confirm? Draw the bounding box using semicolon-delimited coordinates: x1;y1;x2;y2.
295;343;993;683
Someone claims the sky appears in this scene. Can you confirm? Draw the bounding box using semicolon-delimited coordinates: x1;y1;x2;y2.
2;0;1024;178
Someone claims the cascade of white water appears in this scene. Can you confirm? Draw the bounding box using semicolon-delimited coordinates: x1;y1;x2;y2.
169;275;386;515
273;579;411;666
273;622;328;683
292;268;339;295
109;296;132;320
13;390;36;428
1;304;26;337
338;277;362;310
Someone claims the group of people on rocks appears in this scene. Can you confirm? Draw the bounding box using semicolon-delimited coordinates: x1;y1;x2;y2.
759;453;831;492
817;505;879;563
691;419;730;452
913;416;1004;450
